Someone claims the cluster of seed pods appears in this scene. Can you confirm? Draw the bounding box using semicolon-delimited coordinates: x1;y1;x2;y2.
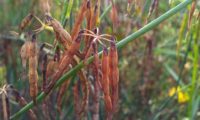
17;0;119;119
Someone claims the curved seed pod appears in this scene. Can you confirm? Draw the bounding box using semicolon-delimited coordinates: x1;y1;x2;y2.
45;15;72;50
45;34;82;94
101;47;112;112
71;0;89;41
28;34;38;104
19;13;33;31
109;37;119;112
92;42;100;120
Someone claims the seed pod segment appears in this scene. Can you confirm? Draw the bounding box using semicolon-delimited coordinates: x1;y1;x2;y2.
71;0;89;41
28;34;38;104
45;15;72;50
19;13;33;31
109;37;119;112
102;47;112;112
92;42;100;120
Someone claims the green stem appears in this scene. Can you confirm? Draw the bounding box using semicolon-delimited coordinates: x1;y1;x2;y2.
99;4;112;22
10;0;192;119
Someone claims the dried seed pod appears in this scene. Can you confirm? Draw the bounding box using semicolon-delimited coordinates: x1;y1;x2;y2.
19;13;33;31
91;42;100;120
28;34;38;104
71;0;89;41
109;37;119;112
101;47;112;112
110;3;118;28
84;0;93;51
102;47;110;95
45;34;82;94
45;15;72;50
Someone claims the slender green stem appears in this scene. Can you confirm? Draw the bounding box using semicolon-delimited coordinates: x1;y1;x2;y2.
99;4;112;21
10;0;192;119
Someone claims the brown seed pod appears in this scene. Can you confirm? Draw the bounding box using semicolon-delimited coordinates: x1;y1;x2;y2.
110;2;118;28
19;13;33;31
109;37;119;112
71;0;89;41
45;34;82;94
45;15;72;50
28;34;38;104
84;0;93;52
102;47;110;95
91;42;100;120
101;47;112;112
